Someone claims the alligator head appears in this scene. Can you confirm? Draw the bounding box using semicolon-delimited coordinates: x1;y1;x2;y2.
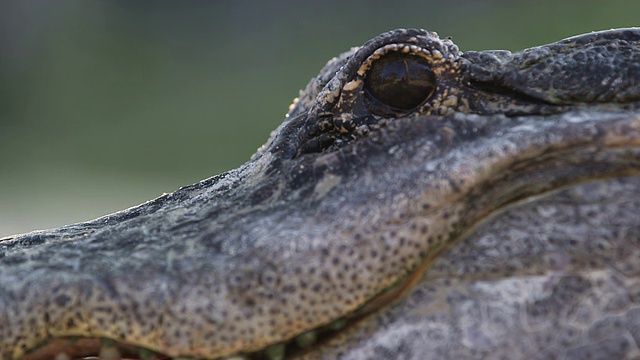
2;28;640;359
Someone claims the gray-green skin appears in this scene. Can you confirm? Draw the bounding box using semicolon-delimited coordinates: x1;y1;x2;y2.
1;28;640;359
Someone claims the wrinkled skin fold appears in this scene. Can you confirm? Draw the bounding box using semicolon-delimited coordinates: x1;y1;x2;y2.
1;28;640;359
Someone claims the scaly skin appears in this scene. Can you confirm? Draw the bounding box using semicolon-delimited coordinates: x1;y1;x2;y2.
1;28;640;359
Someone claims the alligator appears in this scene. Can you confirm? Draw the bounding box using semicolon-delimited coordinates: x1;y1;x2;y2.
2;28;640;360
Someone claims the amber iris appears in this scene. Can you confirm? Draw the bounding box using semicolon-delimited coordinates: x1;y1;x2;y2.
364;52;436;111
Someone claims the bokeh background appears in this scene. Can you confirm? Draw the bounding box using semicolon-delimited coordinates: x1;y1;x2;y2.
1;0;638;236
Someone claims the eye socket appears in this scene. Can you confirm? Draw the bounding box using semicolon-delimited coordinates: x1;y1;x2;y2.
363;52;436;112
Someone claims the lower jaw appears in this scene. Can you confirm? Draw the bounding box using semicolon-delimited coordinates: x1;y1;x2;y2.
21;246;442;360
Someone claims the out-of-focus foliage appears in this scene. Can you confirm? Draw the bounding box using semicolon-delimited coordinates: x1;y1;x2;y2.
1;0;638;235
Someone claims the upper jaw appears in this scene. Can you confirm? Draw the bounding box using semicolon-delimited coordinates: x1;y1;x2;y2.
6;109;640;360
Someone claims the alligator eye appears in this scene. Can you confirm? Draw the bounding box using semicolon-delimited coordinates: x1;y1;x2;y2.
364;52;436;112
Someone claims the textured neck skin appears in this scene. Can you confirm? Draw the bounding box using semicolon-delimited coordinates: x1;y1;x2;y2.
1;29;640;360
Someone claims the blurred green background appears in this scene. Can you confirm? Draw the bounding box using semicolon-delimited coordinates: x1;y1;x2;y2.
1;0;638;236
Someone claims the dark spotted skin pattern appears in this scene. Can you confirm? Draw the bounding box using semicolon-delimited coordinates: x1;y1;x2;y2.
1;28;640;359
